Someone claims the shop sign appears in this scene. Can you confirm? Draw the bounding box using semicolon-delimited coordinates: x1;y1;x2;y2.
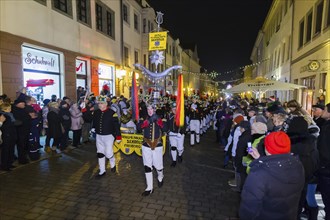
76;59;87;75
22;46;60;73
300;60;321;73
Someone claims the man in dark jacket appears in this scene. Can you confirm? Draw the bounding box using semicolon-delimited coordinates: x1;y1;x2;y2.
12;93;31;164
317;103;330;220
92;95;121;178
239;131;304;220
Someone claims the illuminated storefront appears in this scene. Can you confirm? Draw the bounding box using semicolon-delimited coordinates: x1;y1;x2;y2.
22;44;64;105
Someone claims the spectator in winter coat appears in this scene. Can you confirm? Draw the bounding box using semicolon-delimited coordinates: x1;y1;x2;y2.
233;120;252;192
12;93;31;164
317;103;330;220
69;102;83;147
286;116;320;219
0;103;17;171
46;102;62;154
59;101;72;152
239;131;305;220
42;99;51;152
81;98;95;143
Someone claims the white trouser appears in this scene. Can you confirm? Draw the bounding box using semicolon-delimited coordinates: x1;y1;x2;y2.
96;134;115;174
169;133;185;161
189;119;200;145
142;145;164;191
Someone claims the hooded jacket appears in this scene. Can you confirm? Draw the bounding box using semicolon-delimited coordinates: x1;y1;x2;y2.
239;154;304;220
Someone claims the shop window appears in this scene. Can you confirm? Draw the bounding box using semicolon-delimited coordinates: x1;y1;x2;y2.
95;0;115;38
52;0;73;17
77;0;91;27
320;72;327;92
98;63;114;96
76;58;87;90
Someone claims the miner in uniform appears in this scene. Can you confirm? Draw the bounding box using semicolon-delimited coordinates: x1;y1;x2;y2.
92;95;121;178
137;104;167;196
188;96;201;146
167;102;186;167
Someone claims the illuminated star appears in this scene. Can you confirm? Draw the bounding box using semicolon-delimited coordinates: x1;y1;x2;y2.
150;50;164;67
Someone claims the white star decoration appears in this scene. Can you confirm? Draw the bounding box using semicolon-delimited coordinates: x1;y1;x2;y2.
149;50;164;67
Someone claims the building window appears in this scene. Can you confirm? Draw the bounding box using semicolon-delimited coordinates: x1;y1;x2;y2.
34;0;47;6
123;4;129;24
106;11;113;36
124;46;129;67
320;72;327;90
143;18;147;33
95;1;115;38
299;19;305;48
284;0;288;15
314;0;324;35
52;0;72;16
77;0;91;26
287;35;291;61
306;11;313;43
148;20;151;32
134;50;139;65
326;0;330;28
282;42;286;64
96;3;103;31
134;13;140;32
143;54;147;67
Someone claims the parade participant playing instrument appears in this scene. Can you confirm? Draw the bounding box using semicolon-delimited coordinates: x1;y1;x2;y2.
92;95;121;178
137;104;167;196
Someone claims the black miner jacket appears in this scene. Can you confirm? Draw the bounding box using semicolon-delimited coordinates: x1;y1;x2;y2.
93;107;121;137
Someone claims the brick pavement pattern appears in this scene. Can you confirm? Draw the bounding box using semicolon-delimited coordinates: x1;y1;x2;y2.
0;131;240;220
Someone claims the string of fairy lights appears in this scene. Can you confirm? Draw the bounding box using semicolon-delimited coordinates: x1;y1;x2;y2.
179;58;269;84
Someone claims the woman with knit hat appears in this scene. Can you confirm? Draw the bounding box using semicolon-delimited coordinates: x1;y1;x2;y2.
239;131;305;220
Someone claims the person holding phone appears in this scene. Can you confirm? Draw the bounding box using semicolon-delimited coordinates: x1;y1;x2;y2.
239;131;304;220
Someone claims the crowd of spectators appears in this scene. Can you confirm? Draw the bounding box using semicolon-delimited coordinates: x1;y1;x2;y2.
0;87;329;219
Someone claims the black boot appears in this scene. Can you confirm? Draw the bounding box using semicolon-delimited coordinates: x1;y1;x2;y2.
308;206;319;220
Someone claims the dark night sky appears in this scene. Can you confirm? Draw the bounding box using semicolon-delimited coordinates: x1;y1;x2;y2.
147;0;272;79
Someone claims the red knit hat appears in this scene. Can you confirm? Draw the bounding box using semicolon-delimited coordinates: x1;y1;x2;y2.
264;131;291;155
233;115;244;124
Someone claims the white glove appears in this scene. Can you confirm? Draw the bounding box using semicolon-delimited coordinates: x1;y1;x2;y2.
169;131;175;136
90;128;95;134
177;133;182;137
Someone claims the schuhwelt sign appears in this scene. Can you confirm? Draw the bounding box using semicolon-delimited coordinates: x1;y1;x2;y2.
22;46;60;73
